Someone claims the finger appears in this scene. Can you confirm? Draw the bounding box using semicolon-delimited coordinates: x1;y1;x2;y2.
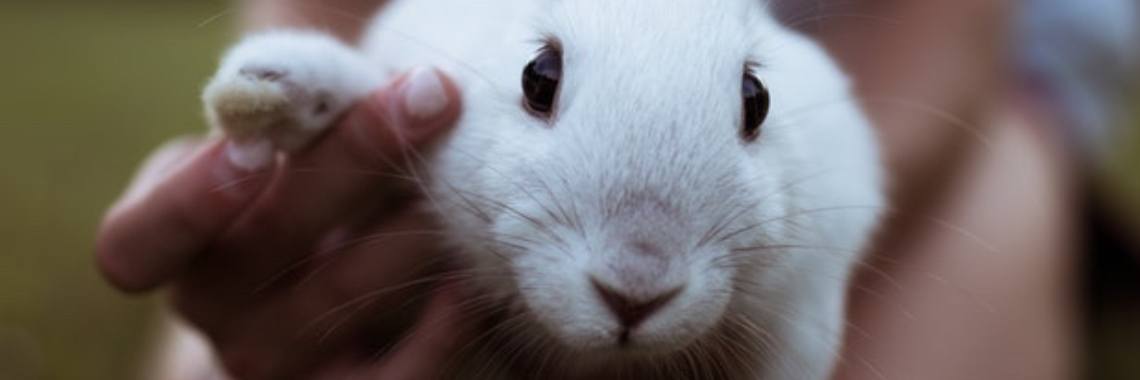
282;206;443;346
96;136;276;292
269;67;459;230
370;283;472;380
316;283;472;380
221;67;460;274
295;206;444;312
159;69;460;377
227;207;441;350
174;207;443;378
119;137;203;205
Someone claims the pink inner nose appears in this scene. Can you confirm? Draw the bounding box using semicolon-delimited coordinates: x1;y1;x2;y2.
591;277;683;329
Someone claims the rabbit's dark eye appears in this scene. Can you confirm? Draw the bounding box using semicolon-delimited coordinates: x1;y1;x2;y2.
522;48;562;116
741;73;770;141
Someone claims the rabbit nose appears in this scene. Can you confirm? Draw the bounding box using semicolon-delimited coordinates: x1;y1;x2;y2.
591;277;683;329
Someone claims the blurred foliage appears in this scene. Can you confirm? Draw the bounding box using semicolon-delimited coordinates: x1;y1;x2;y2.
0;1;231;379
1104;90;1140;229
1090;84;1140;380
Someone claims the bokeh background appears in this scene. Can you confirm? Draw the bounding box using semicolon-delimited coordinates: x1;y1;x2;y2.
0;0;1136;379
0;1;230;378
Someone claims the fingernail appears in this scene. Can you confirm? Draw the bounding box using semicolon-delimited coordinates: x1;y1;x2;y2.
400;67;451;122
225;139;274;171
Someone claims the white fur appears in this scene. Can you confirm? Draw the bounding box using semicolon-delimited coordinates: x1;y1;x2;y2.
203;31;383;150
196;0;884;378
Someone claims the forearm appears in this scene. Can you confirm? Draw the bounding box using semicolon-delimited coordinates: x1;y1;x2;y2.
814;1;1077;378
242;0;388;42
836;110;1079;380
813;0;1012;215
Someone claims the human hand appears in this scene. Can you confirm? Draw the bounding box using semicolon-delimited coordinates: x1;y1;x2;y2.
96;68;470;379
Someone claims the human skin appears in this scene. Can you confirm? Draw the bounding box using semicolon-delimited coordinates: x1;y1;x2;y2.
810;1;1078;378
99;0;1077;378
97;66;473;378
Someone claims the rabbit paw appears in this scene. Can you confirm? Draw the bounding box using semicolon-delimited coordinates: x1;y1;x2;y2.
203;31;382;151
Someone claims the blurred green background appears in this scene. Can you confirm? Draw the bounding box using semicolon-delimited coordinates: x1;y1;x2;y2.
0;1;1137;380
0;1;231;378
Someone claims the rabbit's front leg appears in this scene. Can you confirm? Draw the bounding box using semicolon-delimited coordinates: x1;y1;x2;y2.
203;30;384;157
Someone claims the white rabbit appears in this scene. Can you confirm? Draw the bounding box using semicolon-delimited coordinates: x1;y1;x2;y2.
198;0;884;378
